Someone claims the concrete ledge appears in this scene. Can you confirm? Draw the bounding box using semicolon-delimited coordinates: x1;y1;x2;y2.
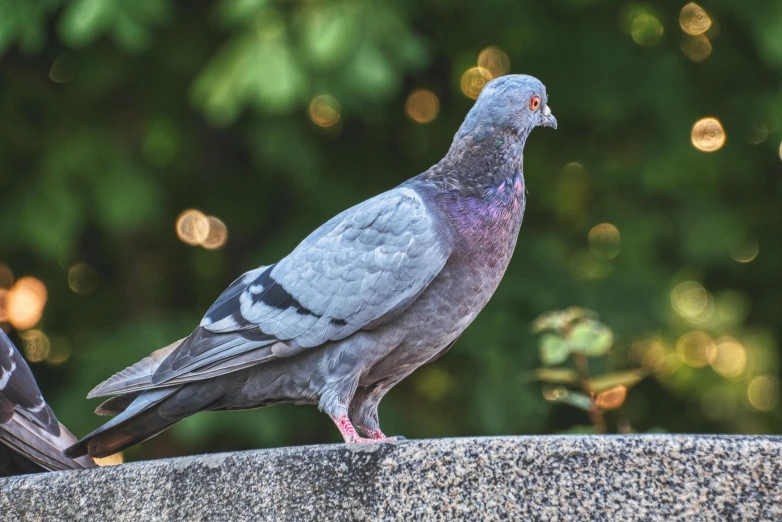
1;435;781;521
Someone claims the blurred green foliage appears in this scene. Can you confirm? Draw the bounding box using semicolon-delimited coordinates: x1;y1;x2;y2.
0;0;781;461
532;307;649;433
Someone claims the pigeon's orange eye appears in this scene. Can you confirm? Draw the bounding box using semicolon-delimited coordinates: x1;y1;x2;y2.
530;96;541;111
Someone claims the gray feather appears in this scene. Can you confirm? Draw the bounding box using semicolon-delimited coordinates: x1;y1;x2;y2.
0;330;95;474
150;187;449;385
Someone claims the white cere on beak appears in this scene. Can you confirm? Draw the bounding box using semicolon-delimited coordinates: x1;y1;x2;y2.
543;105;552;117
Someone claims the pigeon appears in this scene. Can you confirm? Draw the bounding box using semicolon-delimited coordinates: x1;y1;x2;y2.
0;329;95;476
66;74;556;459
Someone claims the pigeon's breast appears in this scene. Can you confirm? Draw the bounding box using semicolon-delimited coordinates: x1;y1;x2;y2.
365;184;526;376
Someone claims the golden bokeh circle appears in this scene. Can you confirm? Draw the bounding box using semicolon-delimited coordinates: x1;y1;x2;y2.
679;3;712;35
308;95;341;128
46;336;73;365
68;263;98;295
691;117;725;152
7;277;48;330
20;329;50;363
478;46;510;78
711;336;747;378
681;34;712;62
676;330;716;368
747;375;780;411
460;67;493;100
202;216;228;250
671;281;709;319
729;237;759;263
587;223;621;260
176;209;210;246
405;89;440;124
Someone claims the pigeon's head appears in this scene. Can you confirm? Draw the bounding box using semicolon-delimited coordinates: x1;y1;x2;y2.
456;74;557;140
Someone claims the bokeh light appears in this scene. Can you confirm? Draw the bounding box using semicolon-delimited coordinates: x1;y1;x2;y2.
629;9;664;46
588;223;621;260
176;209;210;246
747;122;768;145
728;236;759;263
681;35;712;62
7;277;48;330
676;330;716;368
671;281;710;319
477;46;510;78
46;336;72;365
634;339;676;375
460;66;492;100
779;141;782;161
308;95;340;128
176;210;228;250
48;54;72;83
68;263;98;295
691;117;726;152
679;3;711;35
710;336;747;378
405;89;440;124
747;375;780;411
20;329;50;363
201;216;228;250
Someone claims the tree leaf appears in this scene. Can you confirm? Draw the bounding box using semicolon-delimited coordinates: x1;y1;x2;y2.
594;385;627;410
531;307;598;334
586;369;646;392
539;333;569;366
533;368;579;384
555;390;594;412
568;319;614;356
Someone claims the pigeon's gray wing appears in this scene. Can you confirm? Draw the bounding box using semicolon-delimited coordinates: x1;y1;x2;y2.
151;186;450;385
0;331;95;475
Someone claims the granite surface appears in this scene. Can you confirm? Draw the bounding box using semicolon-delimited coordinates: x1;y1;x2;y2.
1;435;780;521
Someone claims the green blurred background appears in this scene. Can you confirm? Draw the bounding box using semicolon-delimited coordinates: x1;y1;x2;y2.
0;0;780;462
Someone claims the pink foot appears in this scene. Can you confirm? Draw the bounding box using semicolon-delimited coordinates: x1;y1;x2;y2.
331;415;401;443
361;427;389;440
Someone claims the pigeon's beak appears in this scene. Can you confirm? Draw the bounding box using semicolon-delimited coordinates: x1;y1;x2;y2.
541;105;557;129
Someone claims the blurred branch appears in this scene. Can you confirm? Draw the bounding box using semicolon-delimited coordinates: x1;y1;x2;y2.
572;353;606;435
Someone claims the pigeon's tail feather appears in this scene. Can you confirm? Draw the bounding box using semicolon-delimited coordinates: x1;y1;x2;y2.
87;339;184;399
68;412;174;459
65;387;181;459
95;391;143;416
0;416;95;475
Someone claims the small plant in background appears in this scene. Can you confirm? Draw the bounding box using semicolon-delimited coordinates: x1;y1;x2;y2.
531;307;648;434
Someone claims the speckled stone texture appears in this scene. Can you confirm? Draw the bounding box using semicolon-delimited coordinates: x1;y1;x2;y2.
1;435;780;521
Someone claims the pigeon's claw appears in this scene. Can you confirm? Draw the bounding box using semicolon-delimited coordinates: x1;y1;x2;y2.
357;427;407;442
358;427;387;440
331;415;401;444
